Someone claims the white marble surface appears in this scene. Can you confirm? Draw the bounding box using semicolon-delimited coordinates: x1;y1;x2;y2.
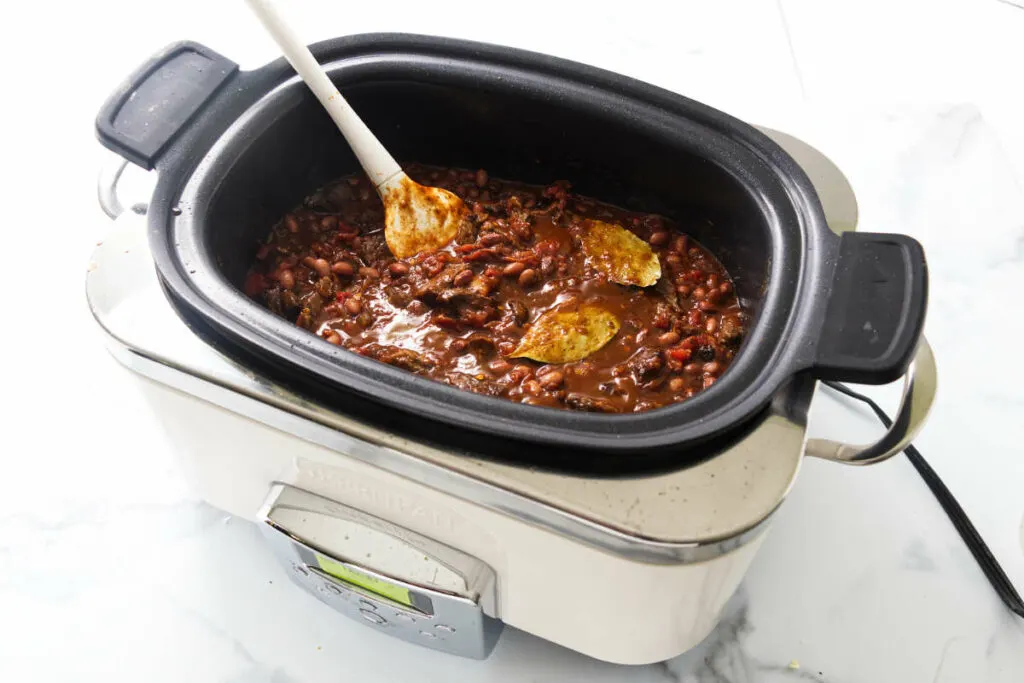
3;1;1024;681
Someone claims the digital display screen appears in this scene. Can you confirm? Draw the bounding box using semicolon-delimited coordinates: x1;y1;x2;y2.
315;554;416;609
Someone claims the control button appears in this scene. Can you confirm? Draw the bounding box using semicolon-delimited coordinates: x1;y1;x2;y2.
324;582;342;595
292;564;309;576
394;613;416;623
434;624;456;633
358;599;378;611
360;610;387;625
419;630;437;639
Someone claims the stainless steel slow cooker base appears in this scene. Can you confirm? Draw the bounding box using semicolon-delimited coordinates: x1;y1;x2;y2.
88;130;935;660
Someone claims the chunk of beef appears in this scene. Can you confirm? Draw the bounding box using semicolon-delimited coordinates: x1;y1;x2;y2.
565;393;618;413
356;232;390;266
456;215;477;244
719;315;744;346
505;300;529;327
372;346;431;373
463;334;498;356
413;263;463;301
654;275;680;311
414;263;495;310
446;373;505;397
626;348;664;382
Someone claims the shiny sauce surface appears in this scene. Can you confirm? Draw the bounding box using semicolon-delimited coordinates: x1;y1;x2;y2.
245;165;746;413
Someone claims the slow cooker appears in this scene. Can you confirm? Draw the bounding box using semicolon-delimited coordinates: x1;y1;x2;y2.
88;35;937;664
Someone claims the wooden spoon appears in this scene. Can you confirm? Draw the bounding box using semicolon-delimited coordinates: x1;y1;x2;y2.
245;0;465;258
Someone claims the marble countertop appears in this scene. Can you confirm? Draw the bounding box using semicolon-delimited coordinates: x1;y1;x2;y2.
3;1;1023;681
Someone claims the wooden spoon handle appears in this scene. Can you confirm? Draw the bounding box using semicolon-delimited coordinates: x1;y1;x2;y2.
245;0;403;189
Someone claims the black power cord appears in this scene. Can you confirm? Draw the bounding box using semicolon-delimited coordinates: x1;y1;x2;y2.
823;381;1024;619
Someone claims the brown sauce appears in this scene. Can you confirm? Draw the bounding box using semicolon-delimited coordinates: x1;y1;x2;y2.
245;164;747;413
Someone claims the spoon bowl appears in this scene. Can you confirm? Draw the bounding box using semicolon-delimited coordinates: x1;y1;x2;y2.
381;174;466;259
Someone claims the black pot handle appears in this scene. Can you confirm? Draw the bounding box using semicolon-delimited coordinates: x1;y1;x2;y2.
814;232;928;384
95;41;239;170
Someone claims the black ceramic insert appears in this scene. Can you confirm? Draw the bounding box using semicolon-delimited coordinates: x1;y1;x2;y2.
96;35;927;469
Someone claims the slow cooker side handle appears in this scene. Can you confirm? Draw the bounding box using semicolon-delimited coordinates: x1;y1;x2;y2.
806;338;936;465
95;41;239;170
813;232;929;384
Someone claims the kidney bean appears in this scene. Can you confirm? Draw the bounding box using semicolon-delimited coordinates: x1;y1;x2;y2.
488;358;512;374
507;364;533;383
389;262;410;276
344;297;362;315
320;215;338;231
699;300;717;312
518;269;539;287
706;317;719;334
706;288;724;305
522;379;543;396
658;331;681;346
539;371;564;389
676;284;693;297
719;281;733;294
684;362;703;375
359;266;380;279
480;232;505;246
706;273;720;289
649;231;670;247
453;269;475;287
669;377;686;392
284;215;299;233
312;258;331;277
688;309;703;327
332;261;354;276
703;376;716;389
703;361;721;375
278;269;295;290
692;286;707;301
502;261;526;277
672;235;688;254
666;253;682;268
475;168;489;187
